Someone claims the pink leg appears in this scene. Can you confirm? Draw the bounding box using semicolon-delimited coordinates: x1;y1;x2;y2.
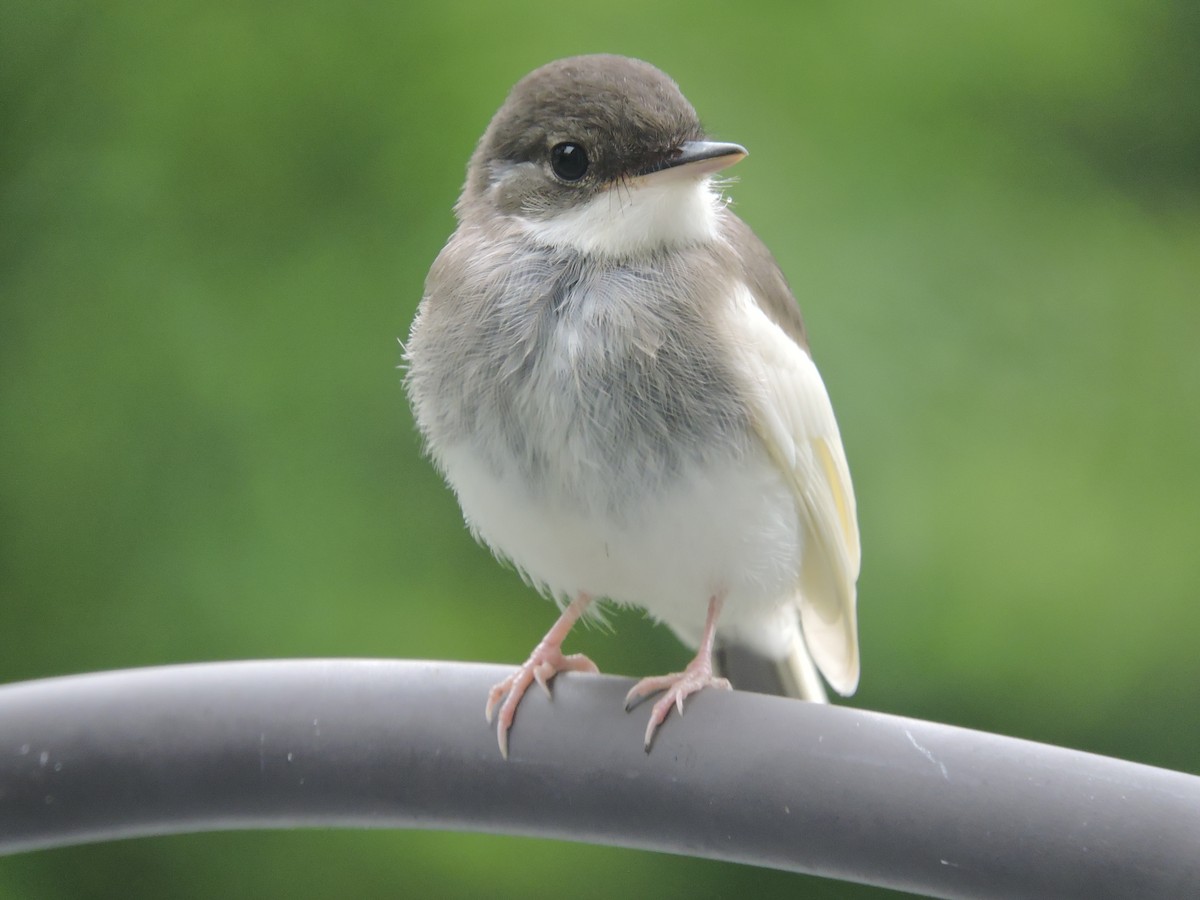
624;596;732;752
486;593;599;758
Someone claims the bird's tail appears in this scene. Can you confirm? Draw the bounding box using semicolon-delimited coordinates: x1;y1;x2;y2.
715;627;829;703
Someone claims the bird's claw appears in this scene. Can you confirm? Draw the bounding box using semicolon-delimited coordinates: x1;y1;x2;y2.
486;648;599;758
625;666;731;752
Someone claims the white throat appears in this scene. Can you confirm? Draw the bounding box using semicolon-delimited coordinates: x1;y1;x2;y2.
520;176;725;258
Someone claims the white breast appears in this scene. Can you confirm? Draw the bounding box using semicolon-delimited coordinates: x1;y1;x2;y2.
438;436;804;652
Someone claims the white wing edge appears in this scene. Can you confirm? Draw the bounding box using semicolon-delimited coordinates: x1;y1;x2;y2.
725;284;862;696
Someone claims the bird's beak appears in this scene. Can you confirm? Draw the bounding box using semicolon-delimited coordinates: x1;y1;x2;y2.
641;140;748;178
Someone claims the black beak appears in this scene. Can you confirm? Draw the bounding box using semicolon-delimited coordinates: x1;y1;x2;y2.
641;140;748;177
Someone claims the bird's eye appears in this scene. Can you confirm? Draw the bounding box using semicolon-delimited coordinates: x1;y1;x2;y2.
550;142;589;182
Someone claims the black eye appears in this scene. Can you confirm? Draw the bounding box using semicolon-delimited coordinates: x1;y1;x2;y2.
550;142;589;181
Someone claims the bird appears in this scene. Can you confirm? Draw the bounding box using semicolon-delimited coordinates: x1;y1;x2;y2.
404;54;860;757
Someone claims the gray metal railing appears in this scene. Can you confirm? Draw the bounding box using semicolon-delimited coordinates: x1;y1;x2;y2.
1;659;1197;898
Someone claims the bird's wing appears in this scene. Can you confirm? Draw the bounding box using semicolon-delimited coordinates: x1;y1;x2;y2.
725;282;861;695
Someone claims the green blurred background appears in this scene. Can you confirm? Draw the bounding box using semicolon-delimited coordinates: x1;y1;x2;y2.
2;1;1198;897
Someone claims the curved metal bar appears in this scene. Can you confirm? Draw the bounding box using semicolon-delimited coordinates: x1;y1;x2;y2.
0;659;1197;898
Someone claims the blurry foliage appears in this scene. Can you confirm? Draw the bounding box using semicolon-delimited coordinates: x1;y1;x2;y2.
1;1;1197;897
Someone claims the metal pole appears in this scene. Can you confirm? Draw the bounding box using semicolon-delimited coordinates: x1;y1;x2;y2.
0;659;1196;898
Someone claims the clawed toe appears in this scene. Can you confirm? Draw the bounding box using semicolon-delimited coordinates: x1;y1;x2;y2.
487;648;599;758
623;674;675;711
627;667;731;752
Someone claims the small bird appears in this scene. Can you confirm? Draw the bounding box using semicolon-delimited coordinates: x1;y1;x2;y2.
405;55;860;757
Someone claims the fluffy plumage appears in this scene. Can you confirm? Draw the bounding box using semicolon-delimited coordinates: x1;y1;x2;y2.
404;54;861;752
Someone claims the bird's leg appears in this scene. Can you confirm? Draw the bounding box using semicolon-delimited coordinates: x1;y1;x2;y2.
624;595;732;751
486;593;599;758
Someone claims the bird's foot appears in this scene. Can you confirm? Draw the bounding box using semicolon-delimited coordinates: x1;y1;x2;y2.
486;645;599;758
624;657;731;752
